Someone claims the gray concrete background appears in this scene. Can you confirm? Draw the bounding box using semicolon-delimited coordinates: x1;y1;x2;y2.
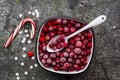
0;0;120;80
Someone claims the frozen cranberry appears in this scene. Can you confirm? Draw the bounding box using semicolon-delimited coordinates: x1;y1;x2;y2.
42;46;47;51
61;42;67;47
75;23;81;27
49;32;54;37
83;61;87;66
70;27;75;32
60;57;66;63
50;53;56;59
63;19;67;24
80;35;84;41
54;66;59;71
45;35;50;41
63;62;70;68
75;41;82;47
52;61;56;66
43;54;49;59
47;22;52;26
74;48;81;54
56;58;60;63
69;52;75;57
68;58;73;62
83;39;88;45
76;66;81;71
57;44;62;49
69;45;74;49
43;26;48;32
49;26;54;31
39;37;45;42
40;53;44;57
41;59;46;64
64;27;69;32
75;37;80;41
87;43;92;48
69;39;75;45
55;52;60;57
73;64;78;68
86;49;91;55
70;20;74;24
66;48;71;52
58;27;63;31
56;18;62;23
63;52;69;57
81;51;86;56
46;58;52;64
76;59;81;64
87;33;92;38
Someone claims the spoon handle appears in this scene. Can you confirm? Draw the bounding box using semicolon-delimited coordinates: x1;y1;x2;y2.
66;15;106;39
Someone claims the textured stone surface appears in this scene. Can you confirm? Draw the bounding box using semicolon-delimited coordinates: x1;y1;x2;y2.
0;0;120;80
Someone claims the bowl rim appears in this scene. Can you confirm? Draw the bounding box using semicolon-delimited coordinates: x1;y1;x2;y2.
35;16;95;74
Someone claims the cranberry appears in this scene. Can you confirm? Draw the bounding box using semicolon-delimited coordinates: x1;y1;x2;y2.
49;26;54;31
61;42;67;47
58;27;63;31
60;57;66;63
86;49;91;55
45;35;50;41
69;52;75;57
73;64;78;68
69;39;75;45
64;27;69;32
55;52;60;57
27;51;34;57
63;62;70;68
68;58;73;62
49;32;54;37
39;37;45;42
76;59;81;64
52;61;56;66
50;53;56;59
87;43;92;48
46;58;52;64
42;46;47;51
70;27;75;32
87;33;92;38
75;23;81;27
63;19;67;24
63;52;69;57
43;26;48;32
75;37;80;41
56;18;62;23
41;59;46;64
66;48;71;52
74;48;81;54
43;54;49;59
75;41;82;47
54;66;59;71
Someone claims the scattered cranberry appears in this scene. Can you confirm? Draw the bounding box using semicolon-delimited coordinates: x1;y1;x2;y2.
27;51;34;57
38;18;93;72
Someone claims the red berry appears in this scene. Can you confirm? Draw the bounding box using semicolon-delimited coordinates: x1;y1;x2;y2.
75;41;82;47
63;52;69;57
69;39;75;45
64;27;69;32
68;58;73;62
75;23;81;27
39;37;45;42
87;33;92;38
43;54;49;59
86;49;91;55
46;58;52;64
50;53;56;59
61;42;67;47
56;18;62;23
41;59;46;64
87;43;92;48
49;26;54;31
76;59;81;64
60;57;66;63
74;48;81;54
63;62;70;68
75;37;80;41
70;27;75;32
27;51;34;57
45;35;50;41
63;19;67;24
43;26;48;32
69;52;75;57
54;66;59;71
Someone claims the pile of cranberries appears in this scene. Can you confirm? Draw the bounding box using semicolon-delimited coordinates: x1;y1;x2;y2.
38;18;93;72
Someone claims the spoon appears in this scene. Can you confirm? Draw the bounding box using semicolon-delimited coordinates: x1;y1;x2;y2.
47;15;107;52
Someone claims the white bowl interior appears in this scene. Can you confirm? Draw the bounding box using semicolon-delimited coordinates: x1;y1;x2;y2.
36;18;94;74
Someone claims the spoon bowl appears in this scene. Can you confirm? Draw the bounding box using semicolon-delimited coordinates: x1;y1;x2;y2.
36;16;96;74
